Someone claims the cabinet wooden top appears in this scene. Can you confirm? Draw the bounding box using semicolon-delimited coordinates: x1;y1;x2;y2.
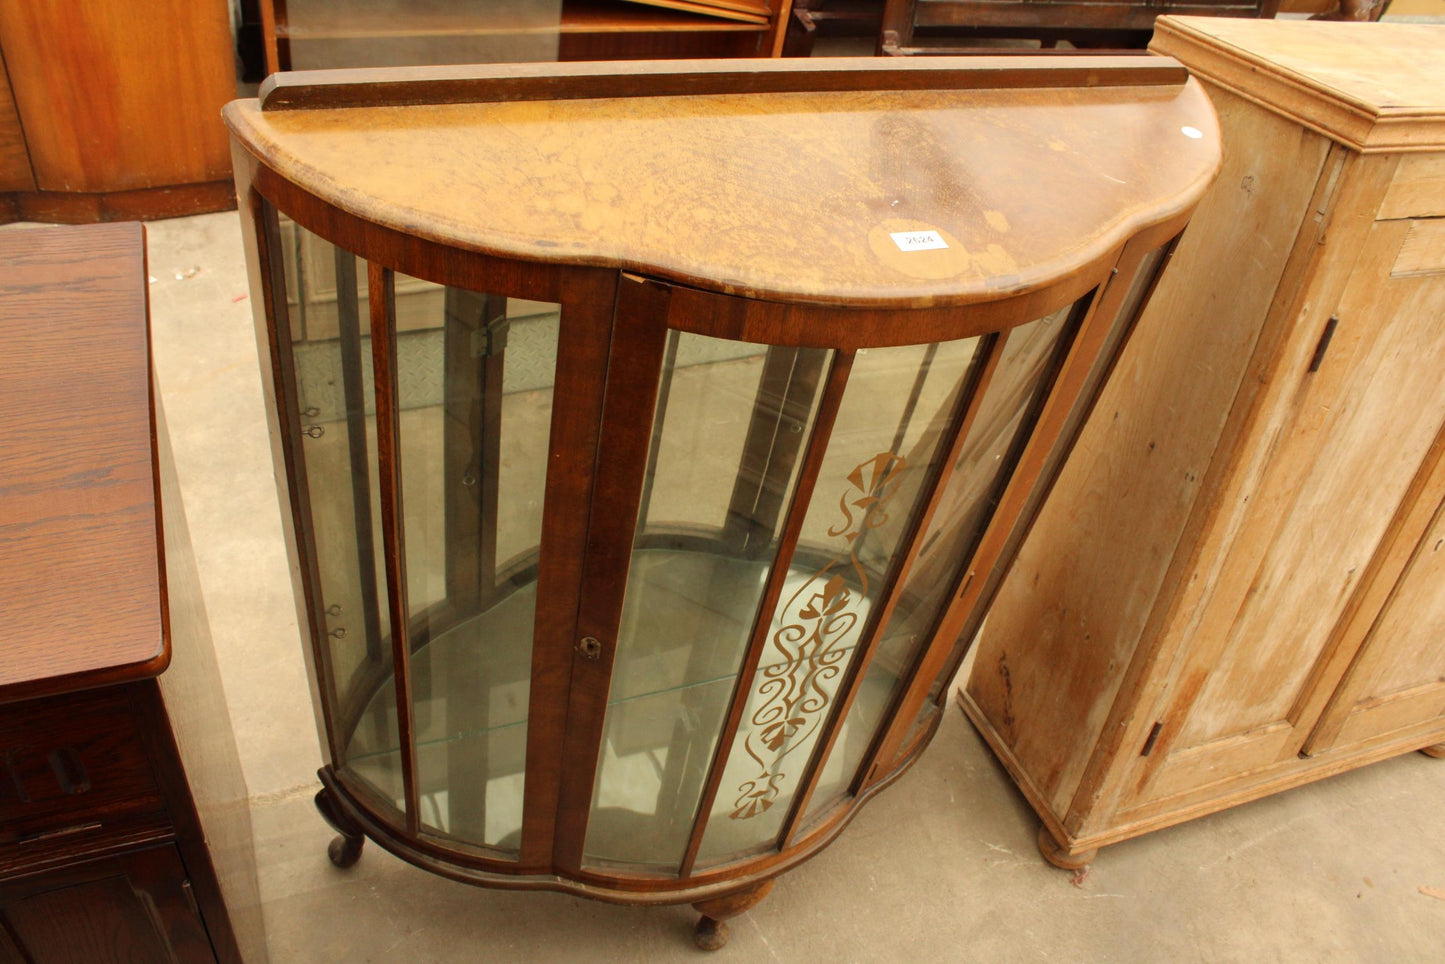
226;57;1220;307
0;223;167;704
1152;17;1445;153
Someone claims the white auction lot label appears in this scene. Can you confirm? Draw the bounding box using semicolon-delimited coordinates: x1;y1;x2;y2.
889;230;949;252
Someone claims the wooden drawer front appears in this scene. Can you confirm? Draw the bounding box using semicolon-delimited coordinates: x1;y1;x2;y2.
0;690;164;845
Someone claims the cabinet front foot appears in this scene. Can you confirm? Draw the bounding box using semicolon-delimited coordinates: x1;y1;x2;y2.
327;833;365;868
693;916;729;951
1420;743;1445;759
315;785;366;869
1037;825;1096;870
690;879;775;951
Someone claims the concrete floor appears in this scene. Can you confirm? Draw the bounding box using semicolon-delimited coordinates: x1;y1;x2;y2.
144;198;1445;963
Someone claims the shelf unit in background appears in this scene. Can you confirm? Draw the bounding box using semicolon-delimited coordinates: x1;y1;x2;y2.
261;0;794;70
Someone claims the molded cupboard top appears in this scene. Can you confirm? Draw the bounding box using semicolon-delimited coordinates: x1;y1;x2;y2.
225;58;1219;307
1152;17;1445;153
0;223;167;704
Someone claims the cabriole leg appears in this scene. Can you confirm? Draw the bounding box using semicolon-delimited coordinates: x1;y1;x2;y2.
315;785;366;869
1421;743;1445;759
691;879;775;951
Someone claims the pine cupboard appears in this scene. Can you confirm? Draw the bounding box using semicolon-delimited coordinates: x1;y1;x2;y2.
960;17;1445;869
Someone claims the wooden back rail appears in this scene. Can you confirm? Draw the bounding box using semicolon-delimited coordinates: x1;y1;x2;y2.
257;55;1189;110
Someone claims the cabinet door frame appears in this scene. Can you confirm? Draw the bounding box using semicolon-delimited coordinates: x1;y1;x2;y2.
1103;154;1445;824
0;844;216;964
1303;420;1445;756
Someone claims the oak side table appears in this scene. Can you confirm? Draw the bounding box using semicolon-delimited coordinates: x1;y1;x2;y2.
0;224;266;962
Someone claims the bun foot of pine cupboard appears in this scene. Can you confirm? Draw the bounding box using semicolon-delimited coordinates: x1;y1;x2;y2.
1421;743;1445;759
1037;825;1097;870
693;916;729;951
315;785;366;869
691;879;775;951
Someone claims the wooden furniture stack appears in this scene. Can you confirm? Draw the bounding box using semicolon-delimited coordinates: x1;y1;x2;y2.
0;1;237;224
0;224;266;962
960;17;1445;868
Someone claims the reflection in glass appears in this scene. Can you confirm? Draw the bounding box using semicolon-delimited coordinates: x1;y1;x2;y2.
279;208;558;851
584;336;831;869
389;272;558;851
694;337;982;865
802;305;1073;825
275;215;400;805
283;0;564;70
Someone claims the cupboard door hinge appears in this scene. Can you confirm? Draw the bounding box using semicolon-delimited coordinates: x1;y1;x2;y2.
1308;317;1339;374
1140;721;1164;757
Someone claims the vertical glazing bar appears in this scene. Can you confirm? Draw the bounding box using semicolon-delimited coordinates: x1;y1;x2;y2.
551;274;674;872
776;333;1003;847
476;307;505;605
253;197;344;765
368;262;421;833
333;248;384;664
678;349;857;879
442;289;506;614
519;274;618;870
864;259;1157;778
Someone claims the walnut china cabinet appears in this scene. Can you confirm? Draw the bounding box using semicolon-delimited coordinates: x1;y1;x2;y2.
227;57;1218;946
962;18;1445;870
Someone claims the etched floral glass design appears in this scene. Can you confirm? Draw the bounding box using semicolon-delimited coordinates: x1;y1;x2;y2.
694;337;983;865
583;334;831;869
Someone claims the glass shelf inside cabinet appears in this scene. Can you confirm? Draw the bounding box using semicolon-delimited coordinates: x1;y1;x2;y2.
276;214;561;852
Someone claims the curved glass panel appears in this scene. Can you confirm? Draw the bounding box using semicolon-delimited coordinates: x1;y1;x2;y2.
272;215;401;807
389;276;559;851
693;337;981;866
583;335;831;869
802;305;1073;824
276;212;559;850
